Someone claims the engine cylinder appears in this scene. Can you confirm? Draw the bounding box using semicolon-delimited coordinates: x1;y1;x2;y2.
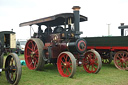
67;38;86;54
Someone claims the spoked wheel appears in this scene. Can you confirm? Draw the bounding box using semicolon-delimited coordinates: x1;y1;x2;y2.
57;52;76;78
114;51;128;70
83;49;102;73
101;52;112;64
5;53;22;85
25;38;45;70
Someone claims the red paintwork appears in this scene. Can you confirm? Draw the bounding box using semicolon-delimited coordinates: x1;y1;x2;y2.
57;52;72;77
87;46;128;51
83;51;98;73
114;51;128;70
25;40;39;70
78;40;86;51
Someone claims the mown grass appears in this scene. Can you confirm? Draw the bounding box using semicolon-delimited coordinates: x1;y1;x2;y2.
0;54;128;85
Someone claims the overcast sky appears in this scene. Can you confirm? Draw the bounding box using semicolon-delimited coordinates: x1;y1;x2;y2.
0;0;128;39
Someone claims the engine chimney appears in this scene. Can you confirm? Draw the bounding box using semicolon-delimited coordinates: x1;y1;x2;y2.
72;6;80;33
121;23;124;36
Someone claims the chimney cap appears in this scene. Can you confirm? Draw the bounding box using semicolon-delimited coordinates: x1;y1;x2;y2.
72;6;81;11
120;23;124;26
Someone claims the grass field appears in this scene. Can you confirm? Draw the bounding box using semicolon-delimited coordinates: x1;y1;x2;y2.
0;54;128;85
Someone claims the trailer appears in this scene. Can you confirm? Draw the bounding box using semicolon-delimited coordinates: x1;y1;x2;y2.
84;23;128;70
19;6;102;78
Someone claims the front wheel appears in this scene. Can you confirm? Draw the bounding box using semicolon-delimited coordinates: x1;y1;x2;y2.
57;52;76;78
5;53;22;85
83;49;102;73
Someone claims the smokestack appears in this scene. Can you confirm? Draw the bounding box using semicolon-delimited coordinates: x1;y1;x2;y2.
72;6;81;32
121;23;124;36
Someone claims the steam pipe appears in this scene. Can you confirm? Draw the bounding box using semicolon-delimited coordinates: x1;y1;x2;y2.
120;23;124;36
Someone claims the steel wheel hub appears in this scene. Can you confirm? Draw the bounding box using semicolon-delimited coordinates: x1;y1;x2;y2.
30;52;35;58
120;58;125;63
64;62;70;68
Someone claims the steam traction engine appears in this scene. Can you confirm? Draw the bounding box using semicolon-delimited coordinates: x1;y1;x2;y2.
20;6;102;77
0;40;22;84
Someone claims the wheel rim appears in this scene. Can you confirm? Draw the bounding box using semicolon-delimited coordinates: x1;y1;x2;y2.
5;53;22;85
57;52;76;78
114;51;128;70
83;50;102;73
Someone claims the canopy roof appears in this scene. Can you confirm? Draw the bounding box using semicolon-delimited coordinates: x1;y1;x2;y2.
19;13;87;27
118;25;128;29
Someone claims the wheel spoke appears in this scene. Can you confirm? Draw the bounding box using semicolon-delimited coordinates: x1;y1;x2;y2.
117;55;121;60
66;68;71;75
33;44;37;51
69;66;72;70
29;61;33;67
87;65;90;70
93;66;97;71
65;55;68;62
34;57;38;63
35;49;38;54
34;61;37;68
61;60;65;64
62;65;66;71
68;59;71;63
27;46;33;51
94;62;98;66
11;58;14;66
91;65;94;71
11;72;14;81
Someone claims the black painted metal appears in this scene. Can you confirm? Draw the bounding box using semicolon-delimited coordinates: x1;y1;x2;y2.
73;7;80;32
118;25;128;29
19;13;87;27
84;36;128;46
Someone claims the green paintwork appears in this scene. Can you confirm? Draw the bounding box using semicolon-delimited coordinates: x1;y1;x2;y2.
84;36;128;46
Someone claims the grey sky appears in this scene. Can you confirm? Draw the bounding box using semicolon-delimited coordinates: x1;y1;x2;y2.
0;0;128;39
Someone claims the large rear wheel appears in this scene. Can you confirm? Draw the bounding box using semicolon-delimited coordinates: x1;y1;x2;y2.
57;52;76;78
114;51;128;70
5;53;22;85
83;49;102;73
24;38;45;70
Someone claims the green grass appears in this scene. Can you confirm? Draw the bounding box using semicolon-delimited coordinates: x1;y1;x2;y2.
0;55;128;85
